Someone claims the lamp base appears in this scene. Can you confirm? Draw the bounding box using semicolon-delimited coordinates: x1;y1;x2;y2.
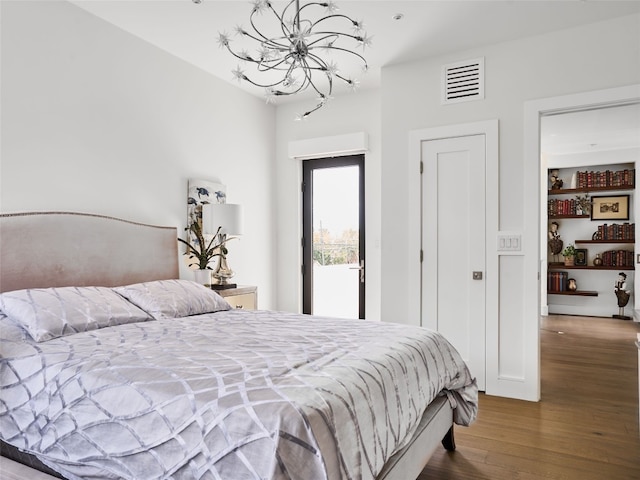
210;283;237;290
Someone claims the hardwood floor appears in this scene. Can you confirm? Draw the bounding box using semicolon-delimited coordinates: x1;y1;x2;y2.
419;315;640;479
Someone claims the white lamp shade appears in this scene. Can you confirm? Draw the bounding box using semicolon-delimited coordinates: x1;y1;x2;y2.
202;203;243;236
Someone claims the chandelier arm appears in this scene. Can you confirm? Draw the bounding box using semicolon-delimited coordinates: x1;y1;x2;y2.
304;33;339;49
274;0;297;38
309;30;366;44
241;74;292;89
241;27;280;48
299;58;326;98
311;14;360;30
248;9;271;43
226;46;261;63
257;55;296;73
315;44;368;66
302;102;325;118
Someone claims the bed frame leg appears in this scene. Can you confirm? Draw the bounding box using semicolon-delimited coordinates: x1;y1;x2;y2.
441;426;456;451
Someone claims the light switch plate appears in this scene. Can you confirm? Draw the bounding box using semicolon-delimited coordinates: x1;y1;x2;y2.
497;233;522;252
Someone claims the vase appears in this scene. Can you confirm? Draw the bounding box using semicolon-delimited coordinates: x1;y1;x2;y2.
593;254;603;266
194;269;211;286
564;256;574;266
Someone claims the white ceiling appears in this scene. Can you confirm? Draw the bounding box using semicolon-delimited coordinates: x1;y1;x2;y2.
542;103;640;156
69;0;640;99
67;0;640;153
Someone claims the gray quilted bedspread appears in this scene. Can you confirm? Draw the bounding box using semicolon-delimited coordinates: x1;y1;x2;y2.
1;310;477;480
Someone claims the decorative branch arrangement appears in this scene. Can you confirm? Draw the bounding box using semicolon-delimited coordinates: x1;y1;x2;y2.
177;222;225;270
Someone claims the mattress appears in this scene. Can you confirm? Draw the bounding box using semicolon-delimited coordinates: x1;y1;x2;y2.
1;307;477;480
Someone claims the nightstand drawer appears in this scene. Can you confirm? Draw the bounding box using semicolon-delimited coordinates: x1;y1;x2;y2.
216;286;257;310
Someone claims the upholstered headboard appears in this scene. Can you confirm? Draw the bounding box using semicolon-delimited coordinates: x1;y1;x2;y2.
0;212;179;293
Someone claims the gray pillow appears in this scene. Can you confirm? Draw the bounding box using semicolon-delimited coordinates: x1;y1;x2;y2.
114;279;231;319
0;286;153;342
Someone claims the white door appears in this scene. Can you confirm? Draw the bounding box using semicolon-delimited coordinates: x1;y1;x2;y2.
421;135;486;390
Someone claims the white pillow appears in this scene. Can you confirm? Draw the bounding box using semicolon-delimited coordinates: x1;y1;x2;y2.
113;279;231;319
0;286;153;342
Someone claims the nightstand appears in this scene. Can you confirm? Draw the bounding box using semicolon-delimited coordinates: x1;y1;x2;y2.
216;285;257;310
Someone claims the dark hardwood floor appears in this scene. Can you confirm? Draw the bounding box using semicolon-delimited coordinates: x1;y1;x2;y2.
419;315;640;479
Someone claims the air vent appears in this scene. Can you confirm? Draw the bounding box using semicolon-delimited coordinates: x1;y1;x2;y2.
442;57;484;104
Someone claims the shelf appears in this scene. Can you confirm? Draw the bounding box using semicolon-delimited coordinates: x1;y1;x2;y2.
575;239;634;244
548;214;590;219
547;290;598;296
548;185;634;195
548;263;635;271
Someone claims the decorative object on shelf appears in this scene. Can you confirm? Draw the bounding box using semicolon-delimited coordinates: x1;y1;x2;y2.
575;194;591;216
591;195;630;221
574;248;587;266
593;253;603;266
210;0;371;119
203;203;244;289
549;169;563;190
613;272;631;320
562;244;576;266
567;278;577;291
548;221;563;262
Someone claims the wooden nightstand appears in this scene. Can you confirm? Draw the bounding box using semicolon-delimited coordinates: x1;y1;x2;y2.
216;285;257;310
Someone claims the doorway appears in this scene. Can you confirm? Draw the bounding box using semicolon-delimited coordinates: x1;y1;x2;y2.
540;103;640;318
525;84;640;401
302;155;365;318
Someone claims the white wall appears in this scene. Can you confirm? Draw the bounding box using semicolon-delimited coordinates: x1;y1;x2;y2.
380;14;639;399
274;90;382;319
0;0;278;308
381;13;640;326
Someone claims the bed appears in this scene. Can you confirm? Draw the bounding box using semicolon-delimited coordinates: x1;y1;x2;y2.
0;212;477;480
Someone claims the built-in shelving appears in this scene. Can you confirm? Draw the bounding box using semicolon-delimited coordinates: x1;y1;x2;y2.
548;185;634;195
547;290;598;297
549;214;589;219
575;239;634;244
548;263;634;271
546;165;635;315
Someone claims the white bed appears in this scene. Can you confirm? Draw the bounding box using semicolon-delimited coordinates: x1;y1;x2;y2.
0;212;477;480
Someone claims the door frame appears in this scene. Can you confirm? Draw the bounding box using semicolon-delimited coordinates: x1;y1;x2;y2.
301;155;366;317
527;85;640;320
408;120;499;393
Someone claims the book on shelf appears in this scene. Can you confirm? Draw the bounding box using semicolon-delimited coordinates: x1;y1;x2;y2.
547;271;568;292
575;168;635;189
594;223;635;241
600;249;635;267
548;198;579;216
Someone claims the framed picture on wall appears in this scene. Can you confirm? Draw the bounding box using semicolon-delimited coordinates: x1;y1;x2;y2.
591;195;629;221
574;248;588;266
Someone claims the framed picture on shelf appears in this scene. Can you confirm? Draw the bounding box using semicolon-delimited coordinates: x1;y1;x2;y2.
574;249;587;266
590;195;630;221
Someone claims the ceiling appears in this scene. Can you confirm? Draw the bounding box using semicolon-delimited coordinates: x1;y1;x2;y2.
542;103;640;156
69;0;640;100
67;0;640;153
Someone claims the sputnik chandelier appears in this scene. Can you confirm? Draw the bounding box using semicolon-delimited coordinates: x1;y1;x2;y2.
195;0;371;119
